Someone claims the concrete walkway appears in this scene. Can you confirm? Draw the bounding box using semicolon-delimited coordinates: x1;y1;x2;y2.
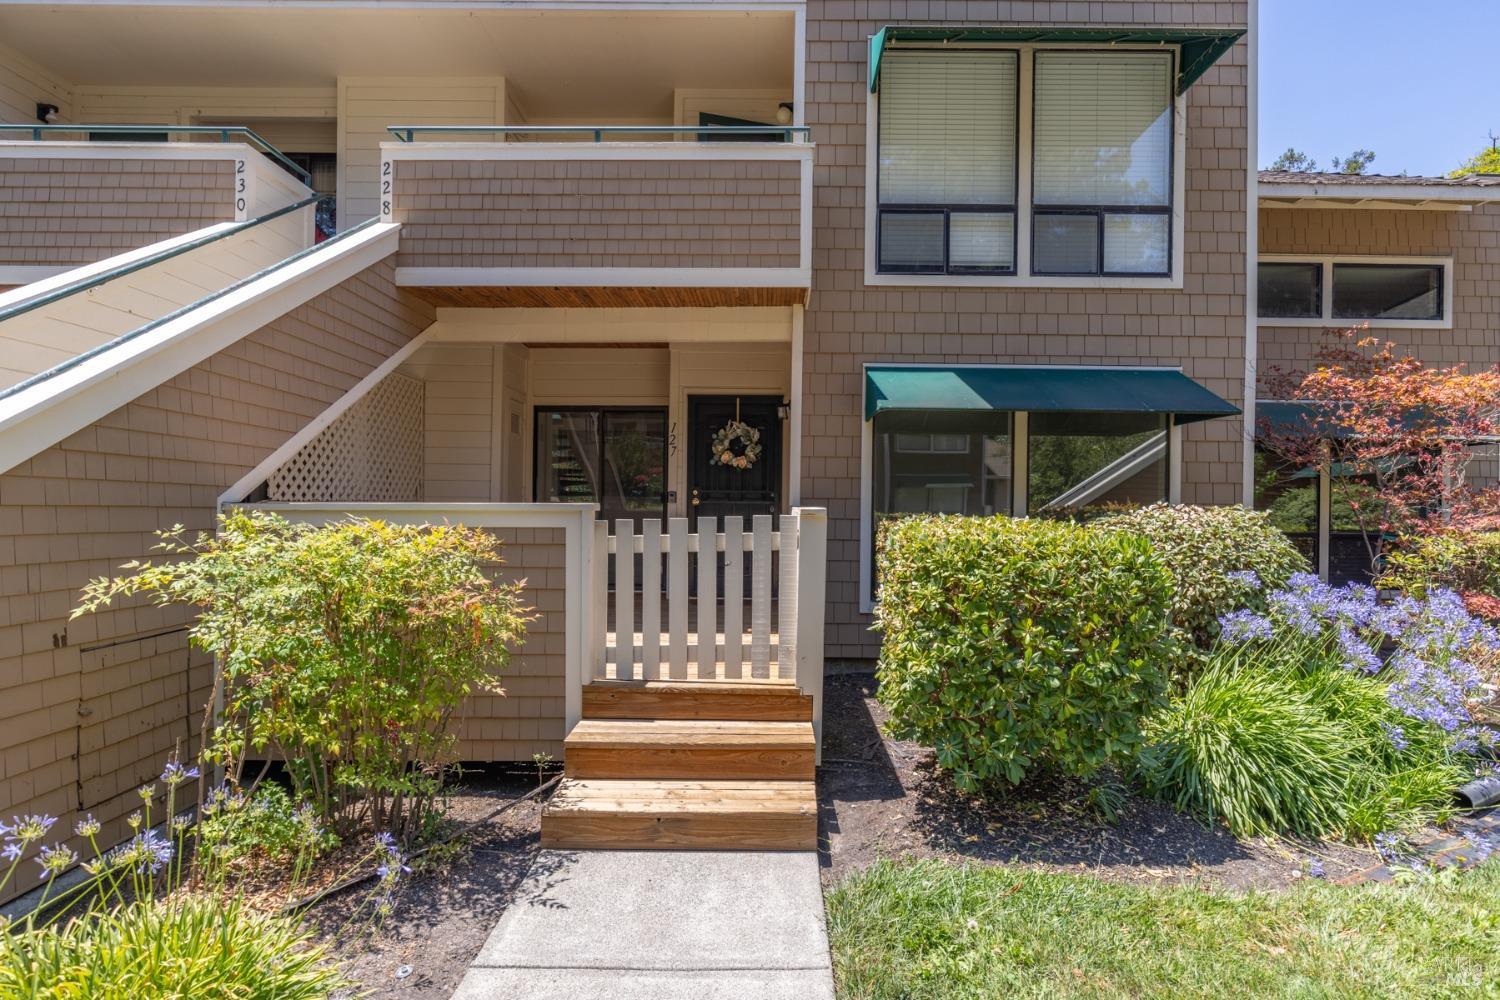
450;850;835;1000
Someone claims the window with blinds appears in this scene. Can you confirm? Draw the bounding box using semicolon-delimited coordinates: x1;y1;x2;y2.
877;49;1018;274
1032;51;1174;276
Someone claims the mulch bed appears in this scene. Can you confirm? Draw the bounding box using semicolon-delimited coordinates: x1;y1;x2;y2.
297;765;550;999
818;670;1385;891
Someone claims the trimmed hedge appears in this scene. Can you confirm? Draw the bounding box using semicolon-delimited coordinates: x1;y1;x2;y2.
875;515;1184;791
1095;503;1309;647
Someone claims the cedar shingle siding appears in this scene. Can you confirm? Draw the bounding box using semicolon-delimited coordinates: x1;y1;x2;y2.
801;1;1251;657
0;157;235;266
392;158;803;270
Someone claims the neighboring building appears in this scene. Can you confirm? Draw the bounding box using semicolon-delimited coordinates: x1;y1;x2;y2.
1255;171;1500;582
23;0;1500;885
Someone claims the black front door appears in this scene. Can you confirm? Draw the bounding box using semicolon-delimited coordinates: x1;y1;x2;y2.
687;395;783;524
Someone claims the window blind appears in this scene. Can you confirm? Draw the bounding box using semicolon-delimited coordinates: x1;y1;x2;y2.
1033;52;1172;207
879;50;1017;205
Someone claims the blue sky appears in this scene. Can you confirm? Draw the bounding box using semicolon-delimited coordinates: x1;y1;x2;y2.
1260;2;1499;176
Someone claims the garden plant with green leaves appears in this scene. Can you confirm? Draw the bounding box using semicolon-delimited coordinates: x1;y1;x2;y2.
875;515;1187;795
1139;572;1493;839
74;510;532;843
1095;503;1309;649
0;754;383;999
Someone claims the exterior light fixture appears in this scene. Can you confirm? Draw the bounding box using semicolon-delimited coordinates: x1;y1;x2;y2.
36;103;60;124
776;102;794;125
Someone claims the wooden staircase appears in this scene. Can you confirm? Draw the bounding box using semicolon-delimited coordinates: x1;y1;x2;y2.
541;681;818;850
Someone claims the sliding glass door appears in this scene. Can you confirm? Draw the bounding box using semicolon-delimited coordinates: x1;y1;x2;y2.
534;408;667;523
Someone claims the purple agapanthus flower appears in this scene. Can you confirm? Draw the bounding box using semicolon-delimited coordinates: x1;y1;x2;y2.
35;843;77;877
1226;569;1262;589
1239;574;1496;751
1380;722;1410;752
1218;609;1274;643
111;829;175;874
160;761;201;787
1374;831;1404;863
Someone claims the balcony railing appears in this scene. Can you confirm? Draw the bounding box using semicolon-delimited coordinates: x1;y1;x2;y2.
0;124;311;185
380;125;814;306
387;124;810;144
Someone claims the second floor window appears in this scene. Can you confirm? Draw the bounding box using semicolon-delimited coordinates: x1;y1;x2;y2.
878;50;1018;274
1032;52;1173;277
875;47;1176;280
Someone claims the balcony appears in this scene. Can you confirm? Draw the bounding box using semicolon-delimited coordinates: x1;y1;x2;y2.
0;125;315;286
383;126;812;309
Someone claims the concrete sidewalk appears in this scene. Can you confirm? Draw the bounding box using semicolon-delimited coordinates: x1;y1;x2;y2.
450;849;835;1000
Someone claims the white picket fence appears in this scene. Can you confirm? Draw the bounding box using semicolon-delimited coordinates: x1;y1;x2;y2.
590;510;826;689
229;502;827;746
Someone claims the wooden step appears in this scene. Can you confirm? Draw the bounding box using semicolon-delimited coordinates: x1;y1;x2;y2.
564;719;815;780
541;778;817;850
583;680;812;722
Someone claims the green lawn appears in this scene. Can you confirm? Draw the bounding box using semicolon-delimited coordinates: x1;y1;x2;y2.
826;859;1500;999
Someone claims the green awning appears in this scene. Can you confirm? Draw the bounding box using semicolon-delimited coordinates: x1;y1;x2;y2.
1256;400;1351;439
864;366;1240;423
868;25;1247;95
1256;400;1491;443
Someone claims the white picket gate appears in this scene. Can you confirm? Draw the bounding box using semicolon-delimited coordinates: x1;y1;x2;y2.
589;509;826;691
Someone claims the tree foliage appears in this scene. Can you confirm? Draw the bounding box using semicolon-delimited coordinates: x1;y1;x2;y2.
1268;147;1377;175
1260;331;1500;575
74;511;531;842
1269;147;1318;172
1451;140;1500;177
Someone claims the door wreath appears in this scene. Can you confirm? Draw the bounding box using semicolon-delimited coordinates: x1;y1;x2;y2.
710;419;762;470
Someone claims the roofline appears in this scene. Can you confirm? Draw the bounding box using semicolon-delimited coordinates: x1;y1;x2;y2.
1258;181;1500;207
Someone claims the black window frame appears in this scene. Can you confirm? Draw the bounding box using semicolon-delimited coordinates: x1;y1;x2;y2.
1256;260;1325;319
532;405;670;521
1330;262;1446;322
1029;48;1177;279
874;48;1021;277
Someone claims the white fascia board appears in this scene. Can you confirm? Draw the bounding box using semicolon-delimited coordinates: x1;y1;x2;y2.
228;501;599;529
1258;184;1500;206
0;140;257;162
396;266;810;288
0;223;400;477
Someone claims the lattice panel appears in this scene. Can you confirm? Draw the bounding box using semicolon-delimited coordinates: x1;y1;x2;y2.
268;372;424;502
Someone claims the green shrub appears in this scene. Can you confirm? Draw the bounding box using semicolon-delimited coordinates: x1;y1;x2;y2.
1137;634;1466;839
1135;658;1357;837
1291;664;1462;839
1381;530;1500;600
76;511;532;843
198;782;337;885
875;515;1184;792
0;896;346;1000
1094;503;1310;647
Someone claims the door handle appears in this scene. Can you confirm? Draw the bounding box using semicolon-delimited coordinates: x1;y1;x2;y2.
691;489;700;507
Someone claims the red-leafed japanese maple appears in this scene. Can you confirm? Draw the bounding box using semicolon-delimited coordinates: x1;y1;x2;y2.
1260;330;1500;576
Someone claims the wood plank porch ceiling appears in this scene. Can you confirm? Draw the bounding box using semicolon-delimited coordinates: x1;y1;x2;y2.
405;286;810;309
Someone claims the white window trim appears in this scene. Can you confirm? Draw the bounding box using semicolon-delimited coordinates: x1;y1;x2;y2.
856;361;1185;614
1257;254;1455;330
863;43;1187;290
